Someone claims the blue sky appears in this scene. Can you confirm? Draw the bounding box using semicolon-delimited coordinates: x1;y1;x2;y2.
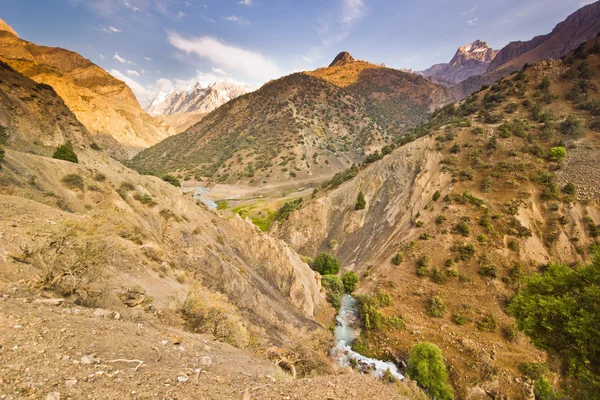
0;0;594;106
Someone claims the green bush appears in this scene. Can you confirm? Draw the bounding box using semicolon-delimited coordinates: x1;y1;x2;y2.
61;173;84;191
548;146;566;162
534;377;557;400
427;296;447;317
509;249;600;395
312;253;340;275
53;142;78;163
560;116;583;137
452;314;467;325
391;252;403;265
432;190;441;201
342;271;359;293
321;274;344;293
357;295;384;330
539;76;552;90
162;174;181;187
355;191;366;210
406;342;454;400
519;362;547;381
562;182;576;195
477;314;498;331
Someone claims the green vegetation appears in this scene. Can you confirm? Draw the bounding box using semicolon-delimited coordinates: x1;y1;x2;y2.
427;295;446;317
321;274;344;308
53;142;78;163
355;191;366;210
216;200;228;210
391;252;403;265
477;314;498;331
342;271;359;293
162;174;180;187
452;314;467;325
274;198;303;222
548;146;566;162
406;342;454;400
432;190;441;201
509;248;600;396
312;253;340;275
61;173;84;191
0;146;4;168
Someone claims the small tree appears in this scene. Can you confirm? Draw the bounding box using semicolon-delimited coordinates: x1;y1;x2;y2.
162;174;181;187
342;271;359;293
53;142;78;163
355;191;366;210
548;146;566;162
312;253;340;275
539;76;552;90
406;342;454;400
391;252;403;265
427;295;447;317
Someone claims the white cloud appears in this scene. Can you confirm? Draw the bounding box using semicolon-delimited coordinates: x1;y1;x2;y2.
144;56;153;61
212;67;230;76
167;32;280;81
221;15;249;24
176;11;185;18
109;69;156;106
467;17;479;25
109;25;121;32
238;0;252;5
462;6;477;15
113;52;134;64
100;54;105;60
340;0;365;24
317;0;366;47
126;69;140;77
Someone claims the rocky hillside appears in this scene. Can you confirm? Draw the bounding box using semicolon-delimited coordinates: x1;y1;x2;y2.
276;38;600;398
146;81;255;117
0;60;90;155
420;40;498;85
0;20;172;160
130;54;455;186
458;1;600;96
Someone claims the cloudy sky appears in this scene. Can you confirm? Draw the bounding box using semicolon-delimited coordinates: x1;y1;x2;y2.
1;0;594;107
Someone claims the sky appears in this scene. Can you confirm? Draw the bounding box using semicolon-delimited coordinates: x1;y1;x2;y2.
0;0;595;107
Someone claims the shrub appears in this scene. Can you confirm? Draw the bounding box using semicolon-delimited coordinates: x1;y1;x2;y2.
90;142;101;151
452;221;471;237
502;324;519;342
162;174;181;187
563;182;576;195
388;317;405;330
312;253;340;275
509;250;600;394
53;142;78;163
342;271;359;293
61;173;84;191
548;146;566;162
519;362;547;381
375;290;393;307
427;296;446;317
539;76;552;90
0;146;4;168
560;115;583;137
391;252;403;265
477;314;498;331
355;191;366;210
430;267;448;284
357;295;384;330
406;342;454;400
94;173;106;182
452;314;467;325
535;377;557;400
321;274;344;293
432;190;441;201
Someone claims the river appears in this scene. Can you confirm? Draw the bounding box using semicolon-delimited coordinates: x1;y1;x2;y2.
332;294;404;380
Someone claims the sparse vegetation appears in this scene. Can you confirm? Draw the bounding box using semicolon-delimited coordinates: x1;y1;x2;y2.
162;174;180;187
61;173;84;191
53;142;78;163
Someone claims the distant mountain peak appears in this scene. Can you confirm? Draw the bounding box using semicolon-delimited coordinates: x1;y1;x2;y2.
0;18;18;37
450;40;497;65
329;51;355;67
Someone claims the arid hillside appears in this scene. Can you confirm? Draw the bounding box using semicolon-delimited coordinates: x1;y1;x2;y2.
276;38;600;398
0;21;173;159
129;55;455;187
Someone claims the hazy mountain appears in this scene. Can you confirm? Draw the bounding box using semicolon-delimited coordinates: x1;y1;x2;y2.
145;81;255;117
420;40;498;85
458;1;600;96
0;19;173;160
129;53;455;186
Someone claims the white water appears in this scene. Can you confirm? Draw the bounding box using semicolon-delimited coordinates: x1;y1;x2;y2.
332;294;404;380
183;186;218;209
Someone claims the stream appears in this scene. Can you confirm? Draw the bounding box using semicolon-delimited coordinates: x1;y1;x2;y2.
332;294;404;380
183;186;218;209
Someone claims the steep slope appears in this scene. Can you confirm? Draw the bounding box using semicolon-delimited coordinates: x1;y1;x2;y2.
420;40;498;85
276;39;600;398
0;20;172;160
0;60;90;154
458;1;600;96
146;81;255;117
130;54;455;187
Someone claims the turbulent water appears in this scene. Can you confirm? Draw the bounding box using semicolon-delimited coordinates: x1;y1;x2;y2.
332;294;404;380
183;186;218;209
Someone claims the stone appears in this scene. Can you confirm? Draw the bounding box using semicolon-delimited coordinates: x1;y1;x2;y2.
45;393;60;400
92;309;113;318
34;298;64;306
64;378;77;388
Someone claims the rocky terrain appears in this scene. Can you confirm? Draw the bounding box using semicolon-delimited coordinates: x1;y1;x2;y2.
0;21;173;160
130;53;455;187
275;39;600;398
457;1;600;97
420;40;498;86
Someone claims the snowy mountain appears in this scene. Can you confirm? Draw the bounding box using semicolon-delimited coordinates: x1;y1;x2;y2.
145;81;255;116
419;40;498;85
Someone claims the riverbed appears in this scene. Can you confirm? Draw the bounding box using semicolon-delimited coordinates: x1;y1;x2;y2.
332;294;404;380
